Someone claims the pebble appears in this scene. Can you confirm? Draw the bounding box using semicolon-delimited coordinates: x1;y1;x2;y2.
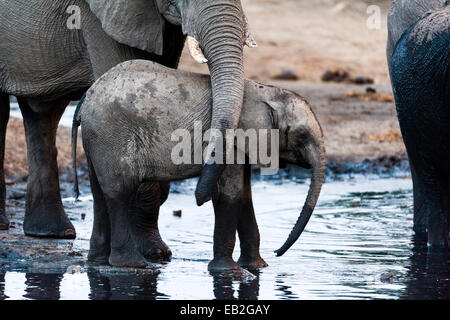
173;210;182;217
274;69;299;81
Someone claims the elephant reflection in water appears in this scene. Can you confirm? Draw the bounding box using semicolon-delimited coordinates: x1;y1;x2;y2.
88;270;260;300
24;273;64;300
87;270;164;300
0;272;5;300
212;272;260;300
403;237;450;300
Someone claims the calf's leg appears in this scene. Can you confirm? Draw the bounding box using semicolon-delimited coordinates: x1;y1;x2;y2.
87;158;110;265
237;165;267;269
129;181;171;262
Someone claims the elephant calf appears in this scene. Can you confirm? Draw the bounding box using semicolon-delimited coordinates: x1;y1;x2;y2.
72;60;326;270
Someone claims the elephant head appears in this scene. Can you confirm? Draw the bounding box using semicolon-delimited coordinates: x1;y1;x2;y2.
85;0;256;206
273;90;326;256
240;84;327;256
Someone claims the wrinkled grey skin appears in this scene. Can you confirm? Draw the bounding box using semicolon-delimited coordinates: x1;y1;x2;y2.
0;0;249;237
387;0;449;74
72;61;326;269
387;0;450;248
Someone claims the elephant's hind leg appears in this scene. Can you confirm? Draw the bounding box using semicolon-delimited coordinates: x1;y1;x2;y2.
87;158;110;265
107;194;147;268
18;98;75;239
129;182;172;262
237;165;268;270
0;94;9;230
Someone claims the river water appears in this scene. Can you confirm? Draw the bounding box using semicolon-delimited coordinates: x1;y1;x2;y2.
1;174;449;300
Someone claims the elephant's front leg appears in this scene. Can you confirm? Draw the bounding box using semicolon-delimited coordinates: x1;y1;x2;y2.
209;165;245;272
18;98;75;239
237;165;268;270
0;94;10;230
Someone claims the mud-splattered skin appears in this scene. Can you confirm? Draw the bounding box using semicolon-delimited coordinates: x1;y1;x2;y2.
389;4;450;248
73;61;326;270
0;0;252;239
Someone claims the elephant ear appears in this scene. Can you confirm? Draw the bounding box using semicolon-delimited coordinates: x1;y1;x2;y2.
86;0;165;55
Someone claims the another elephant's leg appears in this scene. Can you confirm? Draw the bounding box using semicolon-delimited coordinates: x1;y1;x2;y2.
18;98;75;239
413;166;449;249
0;94;10;230
425;179;449;249
237;165;268;270
130;182;171;262
208;166;243;272
410;161;428;237
87;158;110;265
107;195;147;268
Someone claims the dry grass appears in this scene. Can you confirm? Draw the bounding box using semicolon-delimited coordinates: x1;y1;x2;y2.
369;130;403;143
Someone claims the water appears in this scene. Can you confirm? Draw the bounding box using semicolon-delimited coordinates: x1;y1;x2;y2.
1;176;449;300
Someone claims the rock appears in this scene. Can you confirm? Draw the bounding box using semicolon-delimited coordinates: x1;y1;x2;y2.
173;210;182;218
366;87;377;93
351;75;374;85
81;213;86;220
321;69;350;83
380;272;395;284
68;251;83;257
274;69;299;81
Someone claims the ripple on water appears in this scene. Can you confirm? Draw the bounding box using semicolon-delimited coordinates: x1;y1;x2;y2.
1;176;449;299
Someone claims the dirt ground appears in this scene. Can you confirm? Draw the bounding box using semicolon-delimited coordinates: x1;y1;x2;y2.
4;0;405;181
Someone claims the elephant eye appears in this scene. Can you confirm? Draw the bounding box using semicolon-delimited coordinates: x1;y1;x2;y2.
285;125;291;146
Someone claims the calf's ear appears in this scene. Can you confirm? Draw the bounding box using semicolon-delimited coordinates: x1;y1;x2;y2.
86;0;165;55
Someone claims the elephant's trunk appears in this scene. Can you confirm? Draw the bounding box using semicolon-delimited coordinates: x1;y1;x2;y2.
275;143;326;256
194;2;246;205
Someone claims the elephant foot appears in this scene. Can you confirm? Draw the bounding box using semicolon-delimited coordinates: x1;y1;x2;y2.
23;206;76;239
0;213;9;230
208;257;242;272
109;245;148;268
237;255;268;270
140;232;172;262
88;248;110;266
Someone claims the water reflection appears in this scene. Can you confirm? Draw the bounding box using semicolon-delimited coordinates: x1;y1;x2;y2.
403;237;450;300
87;270;166;300
0;272;5;300
1;177;449;299
24;273;64;300
211;271;260;300
1;239;449;300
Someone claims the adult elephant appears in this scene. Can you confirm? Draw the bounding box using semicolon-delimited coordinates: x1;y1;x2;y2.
0;0;255;238
387;0;450;247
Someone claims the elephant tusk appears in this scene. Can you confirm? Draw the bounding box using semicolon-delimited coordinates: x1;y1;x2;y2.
245;34;258;48
187;36;208;64
244;16;257;48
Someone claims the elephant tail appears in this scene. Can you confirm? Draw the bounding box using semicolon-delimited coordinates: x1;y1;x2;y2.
72;94;86;200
